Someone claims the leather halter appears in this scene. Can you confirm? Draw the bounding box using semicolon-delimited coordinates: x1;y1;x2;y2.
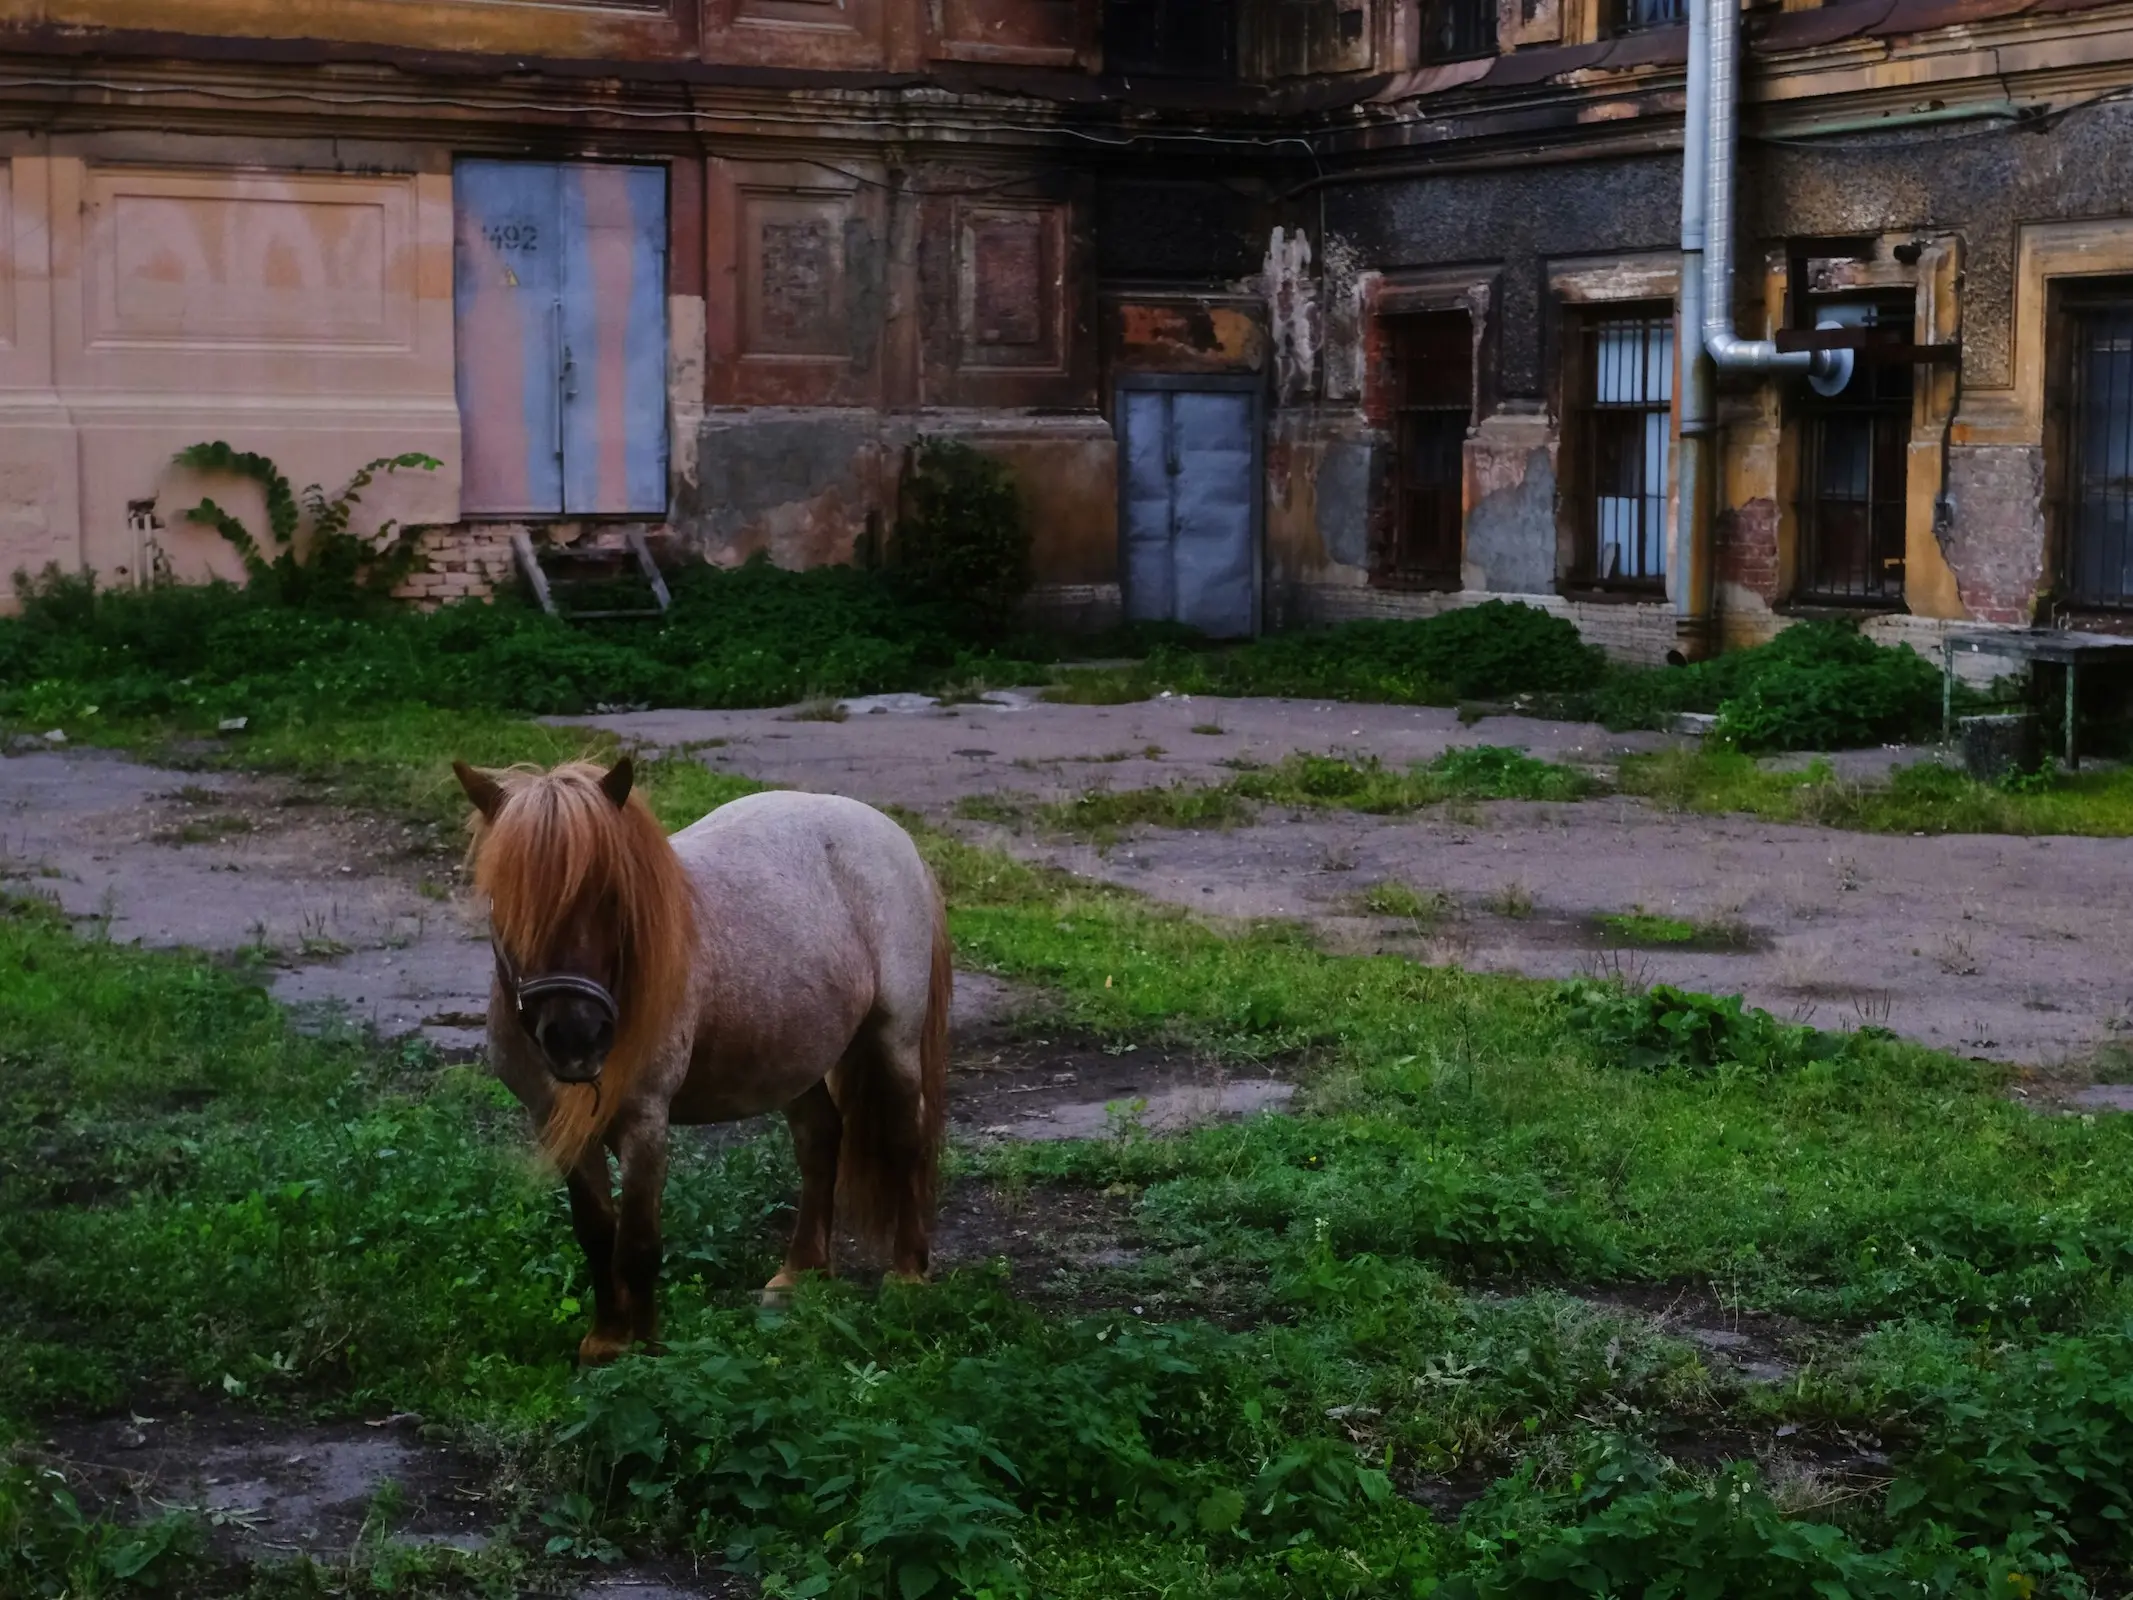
491;935;619;1038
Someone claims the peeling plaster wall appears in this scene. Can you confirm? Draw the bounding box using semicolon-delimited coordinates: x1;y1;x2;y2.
1941;445;2049;624
680;411;886;569
1463;415;1558;596
672;408;1117;591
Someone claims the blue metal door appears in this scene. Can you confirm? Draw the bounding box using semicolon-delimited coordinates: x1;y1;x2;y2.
456;160;669;518
455;160;564;515
1119;386;1259;638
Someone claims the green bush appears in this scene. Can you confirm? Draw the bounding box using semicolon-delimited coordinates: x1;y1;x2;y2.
1595;619;1947;751
1145;601;1605;705
890;438;1032;630
0;555;1047;728
1555;980;1852;1076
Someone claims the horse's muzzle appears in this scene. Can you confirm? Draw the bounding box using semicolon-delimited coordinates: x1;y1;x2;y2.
533;1001;615;1083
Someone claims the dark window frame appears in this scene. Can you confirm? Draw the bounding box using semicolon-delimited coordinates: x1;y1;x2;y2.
1375;309;1474;592
2049;279;2133;615
1613;0;1686;31
1104;0;1238;79
1793;296;1914;609
1418;0;1496;62
1562;303;1675;594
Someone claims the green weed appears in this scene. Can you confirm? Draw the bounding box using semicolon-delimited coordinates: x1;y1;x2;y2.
1622;748;2133;838
1356;881;1454;923
1033;749;1594;837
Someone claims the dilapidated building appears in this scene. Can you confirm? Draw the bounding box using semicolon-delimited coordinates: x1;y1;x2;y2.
0;0;2128;657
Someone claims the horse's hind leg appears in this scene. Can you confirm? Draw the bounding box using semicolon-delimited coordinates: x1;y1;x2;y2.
766;1079;841;1299
884;1036;933;1282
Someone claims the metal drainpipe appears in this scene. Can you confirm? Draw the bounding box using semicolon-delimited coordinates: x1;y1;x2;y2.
1676;0;1841;657
1675;0;1716;658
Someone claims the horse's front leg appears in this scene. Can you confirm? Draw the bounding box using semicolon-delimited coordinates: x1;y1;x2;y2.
588;1116;669;1363
563;1149;631;1366
766;1079;841;1301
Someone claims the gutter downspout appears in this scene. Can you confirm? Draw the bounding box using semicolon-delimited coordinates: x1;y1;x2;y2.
1678;0;1840;657
1674;0;1715;658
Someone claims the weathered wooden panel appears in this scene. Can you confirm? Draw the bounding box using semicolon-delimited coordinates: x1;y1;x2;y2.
707;158;887;406
959;201;1064;370
702;0;890;67
11;0;697;58
744;196;847;358
934;0;1086;65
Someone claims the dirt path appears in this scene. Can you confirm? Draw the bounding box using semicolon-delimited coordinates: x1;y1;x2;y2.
583;693;2133;1071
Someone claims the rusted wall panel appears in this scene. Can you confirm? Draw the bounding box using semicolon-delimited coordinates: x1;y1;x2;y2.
1;0;697;58
700;0;894;67
1106;297;1267;375
918;174;1096;407
933;0;1089;65
706;157;891;407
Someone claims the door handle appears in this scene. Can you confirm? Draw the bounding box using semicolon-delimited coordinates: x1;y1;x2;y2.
551;300;565;465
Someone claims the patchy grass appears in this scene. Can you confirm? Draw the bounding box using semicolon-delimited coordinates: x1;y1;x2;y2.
1597;910;1699;945
1354;880;1456;923
1594;909;1756;951
12;705;2133;1596
1621;748;2133;837
1032;749;1597;839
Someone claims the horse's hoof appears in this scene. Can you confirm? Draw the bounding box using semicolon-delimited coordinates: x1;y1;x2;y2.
577;1330;631;1367
760;1270;802;1309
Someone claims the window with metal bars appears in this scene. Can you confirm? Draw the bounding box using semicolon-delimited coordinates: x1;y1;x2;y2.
1420;0;1496;60
1378;311;1472;589
1615;0;1685;29
1570;310;1673;589
2055;287;2133;611
1796;302;1913;607
1105;0;1237;78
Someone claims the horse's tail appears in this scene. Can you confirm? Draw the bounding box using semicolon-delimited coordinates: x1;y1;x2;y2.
837;882;951;1261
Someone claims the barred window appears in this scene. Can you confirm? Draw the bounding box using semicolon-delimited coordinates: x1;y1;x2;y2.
1796;302;1912;606
1420;0;1496;61
1571;311;1674;589
2054;285;2133;611
1377;311;1472;590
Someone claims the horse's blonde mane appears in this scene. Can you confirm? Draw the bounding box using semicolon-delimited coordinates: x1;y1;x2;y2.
467;762;696;1170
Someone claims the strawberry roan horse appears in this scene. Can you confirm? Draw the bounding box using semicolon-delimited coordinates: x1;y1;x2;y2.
453;756;950;1364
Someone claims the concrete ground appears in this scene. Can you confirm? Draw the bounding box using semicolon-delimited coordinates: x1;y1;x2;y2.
9;694;2133;1072
583;691;2133;1075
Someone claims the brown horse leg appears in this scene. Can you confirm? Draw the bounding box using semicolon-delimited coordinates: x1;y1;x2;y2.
880;1041;933;1284
564;1151;632;1366
585;1119;668;1364
766;1080;841;1298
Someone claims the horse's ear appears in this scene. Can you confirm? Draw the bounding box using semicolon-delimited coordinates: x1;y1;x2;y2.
600;755;634;809
454;760;505;821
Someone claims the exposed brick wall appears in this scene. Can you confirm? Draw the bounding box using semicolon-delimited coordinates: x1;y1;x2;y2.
392;523;517;607
1715;498;1781;603
1942;445;2047;624
390;521;650;609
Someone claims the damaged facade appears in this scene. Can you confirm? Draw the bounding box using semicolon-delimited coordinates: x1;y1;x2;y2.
0;0;2129;656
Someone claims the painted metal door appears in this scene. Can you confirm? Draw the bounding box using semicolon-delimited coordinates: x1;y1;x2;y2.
455;160;668;517
1119;386;1258;637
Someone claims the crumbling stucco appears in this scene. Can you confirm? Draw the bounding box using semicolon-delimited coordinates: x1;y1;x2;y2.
1941;445;2047;623
1316;436;1374;569
1258;227;1321;405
